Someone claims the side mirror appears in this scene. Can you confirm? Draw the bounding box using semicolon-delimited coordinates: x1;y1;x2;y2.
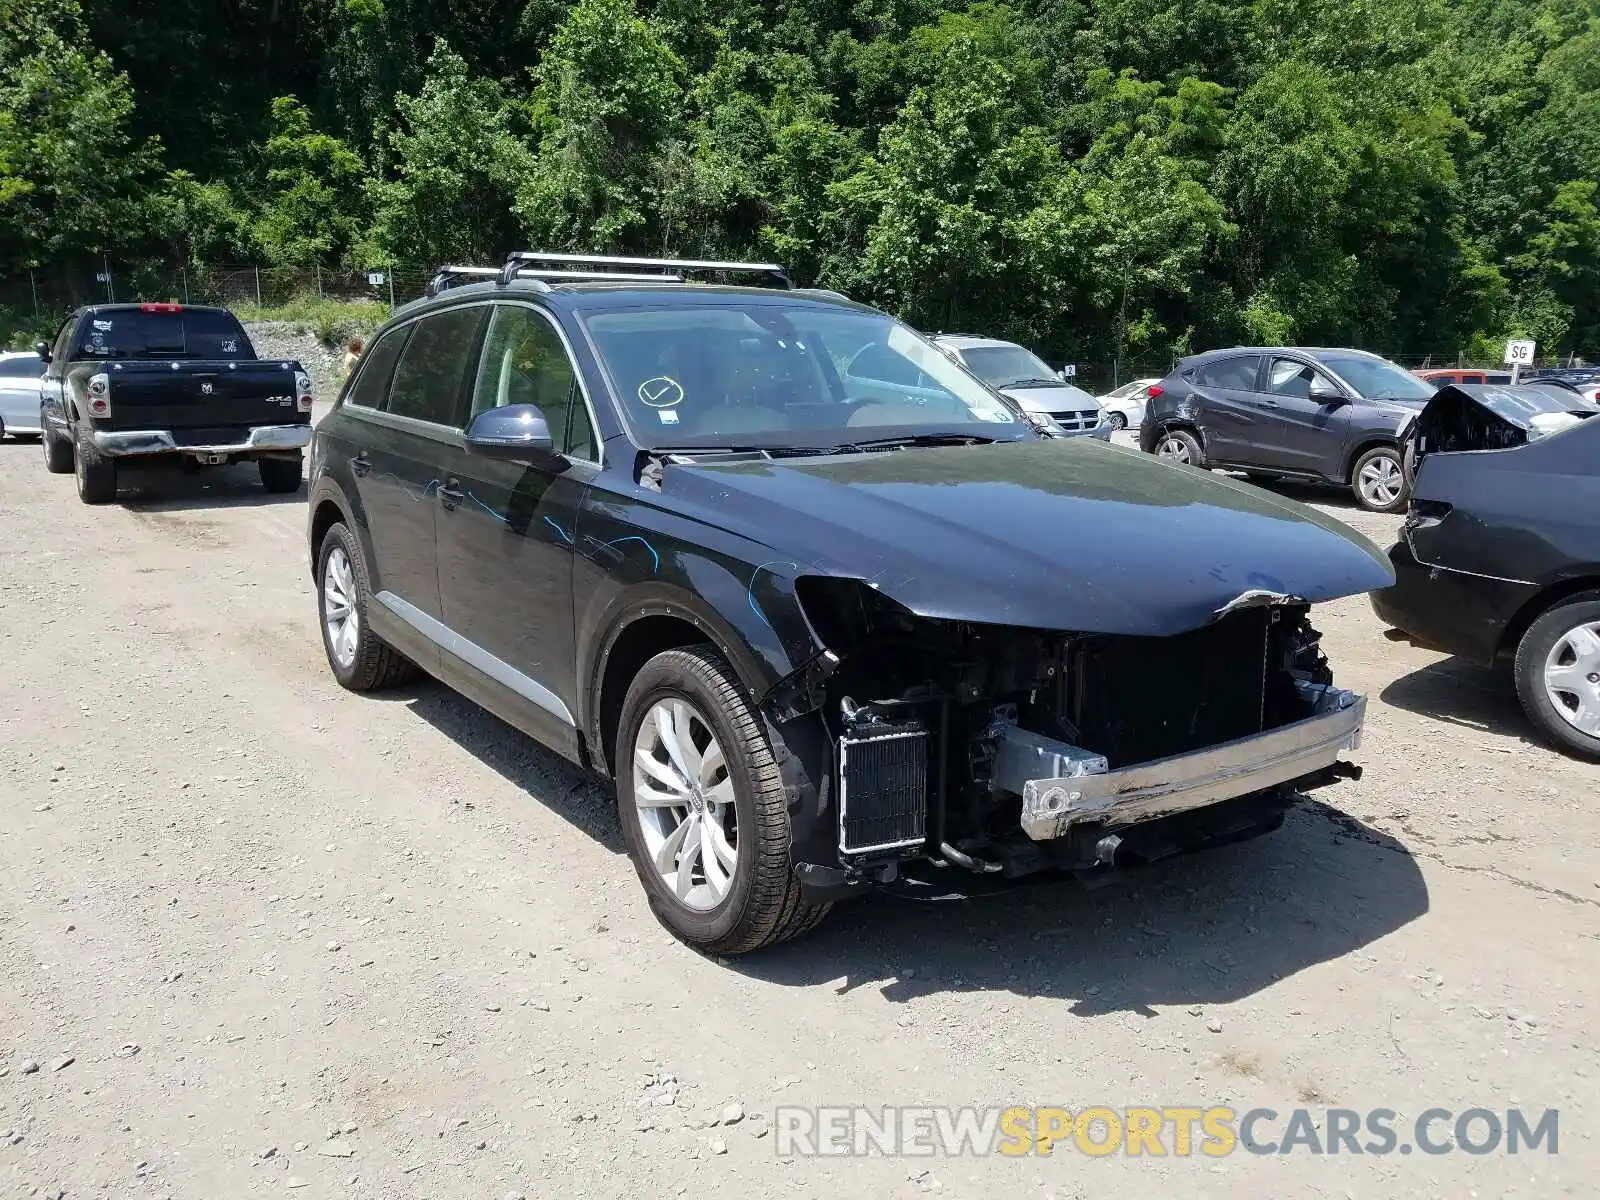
1309;380;1345;404
34;341;51;363
464;404;558;463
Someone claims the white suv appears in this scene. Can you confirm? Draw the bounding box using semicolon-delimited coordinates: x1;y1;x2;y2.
932;335;1111;438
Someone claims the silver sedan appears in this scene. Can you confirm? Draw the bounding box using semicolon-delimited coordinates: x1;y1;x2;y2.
0;351;44;439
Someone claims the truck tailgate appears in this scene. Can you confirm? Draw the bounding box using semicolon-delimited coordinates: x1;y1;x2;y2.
96;360;309;431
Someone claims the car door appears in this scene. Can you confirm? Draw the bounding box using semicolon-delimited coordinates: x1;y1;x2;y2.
40;316;77;433
1186;354;1263;463
431;302;599;763
343;304;488;627
1248;356;1354;475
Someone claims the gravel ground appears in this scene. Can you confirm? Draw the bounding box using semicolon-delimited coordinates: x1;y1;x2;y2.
245;322;347;411
2;430;1597;1199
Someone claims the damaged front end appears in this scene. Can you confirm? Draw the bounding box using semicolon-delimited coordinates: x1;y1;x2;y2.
768;578;1366;897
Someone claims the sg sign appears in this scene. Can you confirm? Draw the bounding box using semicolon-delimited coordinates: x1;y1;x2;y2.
1504;338;1536;367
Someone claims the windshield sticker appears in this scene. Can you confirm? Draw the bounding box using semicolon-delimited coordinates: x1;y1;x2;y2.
91;319;113;332
221;339;238;355
638;376;684;408
658;409;680;425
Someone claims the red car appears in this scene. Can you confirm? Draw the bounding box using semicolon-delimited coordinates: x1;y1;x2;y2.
1415;368;1513;386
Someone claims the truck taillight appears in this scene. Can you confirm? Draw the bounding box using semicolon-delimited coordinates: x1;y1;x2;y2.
296;372;314;412
87;373;111;417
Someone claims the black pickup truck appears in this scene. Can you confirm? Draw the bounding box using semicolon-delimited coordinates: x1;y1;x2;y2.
36;303;314;503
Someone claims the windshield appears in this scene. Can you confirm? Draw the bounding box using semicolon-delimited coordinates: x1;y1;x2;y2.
1317;355;1434;402
957;344;1061;389
581;304;1026;449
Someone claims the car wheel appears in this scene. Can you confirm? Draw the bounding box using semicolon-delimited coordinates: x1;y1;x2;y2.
316;521;418;692
1513;595;1600;761
1106;412;1128;431
73;430;117;504
1154;428;1204;467
1351;446;1407;512
616;646;830;955
41;426;73;474
259;454;304;494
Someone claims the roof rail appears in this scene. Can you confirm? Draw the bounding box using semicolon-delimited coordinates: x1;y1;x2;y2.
498;251;793;290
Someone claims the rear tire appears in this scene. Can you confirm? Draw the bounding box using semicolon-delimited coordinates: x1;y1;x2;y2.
316;521;418;692
73;430;116;504
1153;427;1205;468
259;454;304;494
1513;594;1600;761
42;427;73;474
616;646;830;955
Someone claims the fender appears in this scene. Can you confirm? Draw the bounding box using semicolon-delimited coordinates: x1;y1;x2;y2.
580;559;822;771
306;471;378;586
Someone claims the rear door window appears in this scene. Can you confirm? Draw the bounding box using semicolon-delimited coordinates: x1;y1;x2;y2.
344;326;410;410
384;306;487;426
1194;355;1261;390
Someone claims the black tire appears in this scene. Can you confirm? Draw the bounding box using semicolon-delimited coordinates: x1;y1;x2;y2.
1153;426;1205;468
615;646;830;955
1513;594;1600;761
315;521;418;692
259;454;305;494
73;429;117;504
1106;412;1128;431
41;427;73;474
1350;445;1407;513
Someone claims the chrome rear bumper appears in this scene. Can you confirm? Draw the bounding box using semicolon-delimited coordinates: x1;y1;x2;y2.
91;425;312;457
1017;685;1365;840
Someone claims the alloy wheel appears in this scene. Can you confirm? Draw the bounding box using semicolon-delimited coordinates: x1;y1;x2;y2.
323;546;359;669
1156;436;1191;464
1357;453;1403;508
1542;620;1600;738
632;698;739;912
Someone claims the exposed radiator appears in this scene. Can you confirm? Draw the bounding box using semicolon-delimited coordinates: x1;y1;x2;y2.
837;723;929;855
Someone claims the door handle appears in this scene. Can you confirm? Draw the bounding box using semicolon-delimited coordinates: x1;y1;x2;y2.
351;452;372;477
437;483;465;511
1262;399;1280;408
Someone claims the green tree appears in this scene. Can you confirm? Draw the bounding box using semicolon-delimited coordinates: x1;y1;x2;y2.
253;98;366;266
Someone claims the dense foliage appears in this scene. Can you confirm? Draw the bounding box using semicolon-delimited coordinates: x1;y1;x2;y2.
2;0;1597;358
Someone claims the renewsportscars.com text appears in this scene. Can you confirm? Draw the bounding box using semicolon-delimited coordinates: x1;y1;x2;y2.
774;1105;1559;1158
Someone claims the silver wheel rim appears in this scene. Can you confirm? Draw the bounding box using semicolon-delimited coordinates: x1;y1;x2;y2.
1157;436;1191;464
1109;413;1127;430
323;546;359;669
632;698;738;912
1358;453;1403;507
1542;620;1600;738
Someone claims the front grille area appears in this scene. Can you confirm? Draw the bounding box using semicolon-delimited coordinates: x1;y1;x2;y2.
1069;608;1272;769
1050;409;1102;432
838;724;929;854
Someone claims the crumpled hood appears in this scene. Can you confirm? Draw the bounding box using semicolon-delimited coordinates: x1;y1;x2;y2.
668;439;1396;636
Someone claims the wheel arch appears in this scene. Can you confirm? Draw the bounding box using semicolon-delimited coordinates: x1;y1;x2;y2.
1496;575;1600;662
1344;437;1402;484
586;583;808;780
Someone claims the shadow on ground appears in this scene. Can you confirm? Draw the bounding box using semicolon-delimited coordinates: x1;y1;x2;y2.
1379;656;1531;740
115;461;306;512
401;678;626;854
736;800;1428;1014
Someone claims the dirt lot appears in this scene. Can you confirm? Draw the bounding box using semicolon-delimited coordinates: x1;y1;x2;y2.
2;430;1597;1200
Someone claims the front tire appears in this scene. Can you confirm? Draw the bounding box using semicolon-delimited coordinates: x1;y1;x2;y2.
316;521;418;692
73;430;116;504
1513;594;1600;761
616;647;829;955
42;426;73;474
1106;412;1128;431
259;454;304;494
1351;445;1407;513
